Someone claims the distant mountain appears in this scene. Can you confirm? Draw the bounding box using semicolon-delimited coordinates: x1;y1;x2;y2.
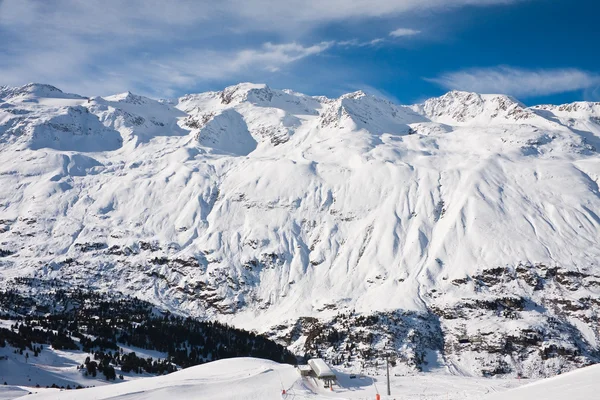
0;82;599;378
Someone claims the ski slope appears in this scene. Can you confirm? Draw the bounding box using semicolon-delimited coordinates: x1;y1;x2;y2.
12;357;525;400
485;363;600;400
11;357;599;400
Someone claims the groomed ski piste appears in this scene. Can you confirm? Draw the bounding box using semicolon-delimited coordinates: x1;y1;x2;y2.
2;357;598;400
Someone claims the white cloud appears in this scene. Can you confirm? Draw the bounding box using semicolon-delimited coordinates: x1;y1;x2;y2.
369;38;386;45
223;0;527;28
428;67;600;97
148;41;334;82
389;28;421;37
0;0;531;96
584;86;600;102
0;0;526;38
241;42;334;72
337;38;386;47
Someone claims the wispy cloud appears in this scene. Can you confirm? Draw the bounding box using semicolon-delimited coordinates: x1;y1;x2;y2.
584;86;600;102
222;0;529;27
235;42;334;72
337;38;386;47
389;28;421;37
0;0;532;96
92;42;334;97
428;66;600;97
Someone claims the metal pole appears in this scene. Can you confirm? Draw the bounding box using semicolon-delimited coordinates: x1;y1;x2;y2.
386;354;391;396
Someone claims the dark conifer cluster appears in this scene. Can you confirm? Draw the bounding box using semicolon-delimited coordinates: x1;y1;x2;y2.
0;286;297;382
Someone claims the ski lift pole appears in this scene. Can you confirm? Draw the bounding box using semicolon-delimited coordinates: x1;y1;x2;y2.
386;354;391;396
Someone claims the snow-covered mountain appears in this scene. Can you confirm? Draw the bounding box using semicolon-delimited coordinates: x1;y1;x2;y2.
1;83;599;378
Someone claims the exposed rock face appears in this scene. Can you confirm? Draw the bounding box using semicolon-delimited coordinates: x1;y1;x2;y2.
413;90;535;124
429;263;600;377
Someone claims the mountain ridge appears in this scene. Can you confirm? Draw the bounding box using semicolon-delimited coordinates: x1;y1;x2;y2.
0;82;599;378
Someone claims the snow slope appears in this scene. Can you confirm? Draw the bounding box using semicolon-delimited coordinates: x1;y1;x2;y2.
16;357;525;400
20;358;309;400
1;83;599;377
485;363;600;400
0;333;167;390
15;357;598;400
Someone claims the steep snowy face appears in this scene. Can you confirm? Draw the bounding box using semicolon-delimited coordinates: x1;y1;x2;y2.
532;102;600;151
219;82;275;105
0;83;600;378
0;83;84;102
190;109;257;155
0;87;122;151
413;90;537;125
178;83;322;147
25;105;124;151
88;92;188;145
534;101;600;118
319;90;426;134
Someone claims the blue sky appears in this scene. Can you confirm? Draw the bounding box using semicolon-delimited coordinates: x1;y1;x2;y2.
0;0;598;105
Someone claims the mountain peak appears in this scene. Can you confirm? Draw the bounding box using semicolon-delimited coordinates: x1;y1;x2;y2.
224;82;269;92
0;83;83;101
415;90;534;124
22;83;64;94
220;83;272;105
533;101;600;115
320;88;425;132
103;91;150;105
340;90;368;100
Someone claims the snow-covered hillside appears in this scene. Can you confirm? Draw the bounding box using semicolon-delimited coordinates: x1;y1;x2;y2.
1;83;599;377
13;357;525;400
485;363;600;400
13;357;598;400
0;336;165;390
